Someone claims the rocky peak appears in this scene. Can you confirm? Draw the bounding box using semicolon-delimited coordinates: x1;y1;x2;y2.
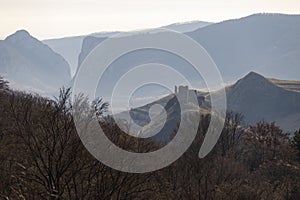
232;71;278;92
4;30;33;44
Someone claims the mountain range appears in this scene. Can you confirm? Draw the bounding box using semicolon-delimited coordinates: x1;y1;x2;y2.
1;13;299;95
0;13;299;133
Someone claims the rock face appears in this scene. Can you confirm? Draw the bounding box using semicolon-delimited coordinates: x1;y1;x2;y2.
68;36;106;88
77;36;106;71
0;30;71;94
43;32;118;77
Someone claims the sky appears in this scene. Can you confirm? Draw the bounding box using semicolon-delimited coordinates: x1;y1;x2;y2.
1;0;300;40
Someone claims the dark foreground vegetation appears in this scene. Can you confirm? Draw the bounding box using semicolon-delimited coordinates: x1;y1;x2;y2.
0;77;300;199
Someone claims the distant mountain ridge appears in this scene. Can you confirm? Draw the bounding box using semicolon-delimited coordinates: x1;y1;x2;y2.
0;30;71;94
187;13;300;81
74;13;300;93
1;13;300;98
161;21;212;32
43;21;212;76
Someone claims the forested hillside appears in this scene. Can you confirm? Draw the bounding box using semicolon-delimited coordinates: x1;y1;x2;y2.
0;77;300;199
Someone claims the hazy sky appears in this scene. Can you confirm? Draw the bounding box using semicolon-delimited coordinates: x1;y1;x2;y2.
1;0;300;39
